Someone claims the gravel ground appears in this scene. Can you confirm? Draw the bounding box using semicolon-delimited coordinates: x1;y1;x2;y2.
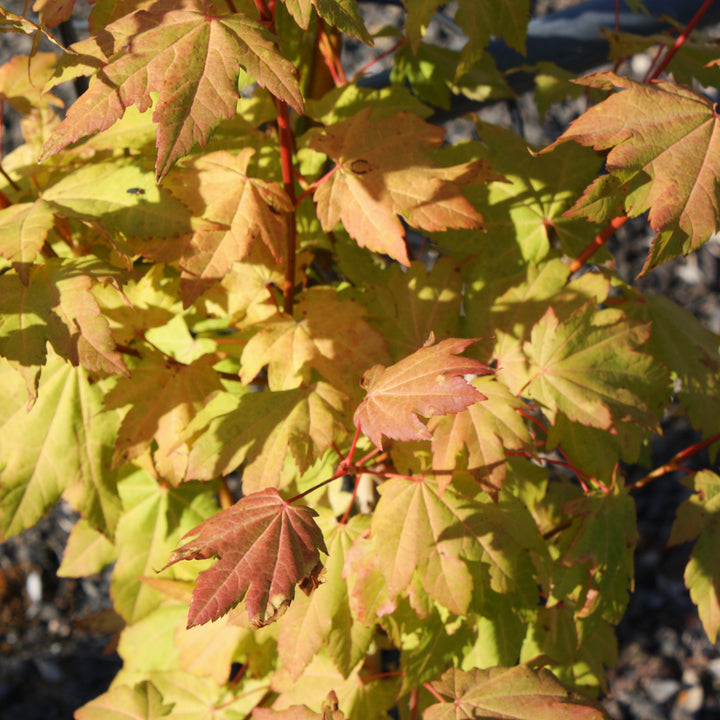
1;2;720;719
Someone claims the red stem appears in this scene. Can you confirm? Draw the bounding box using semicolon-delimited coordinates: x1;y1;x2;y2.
274;97;298;314
351;39;406;82
647;0;716;82
633;431;720;489
568;215;628;273
409;688;419;720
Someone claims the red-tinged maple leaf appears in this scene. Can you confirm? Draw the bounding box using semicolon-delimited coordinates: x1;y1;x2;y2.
39;0;303;180
425;666;611;720
353;334;492;449
164;148;292;305
310;109;497;265
541;71;720;274
162;488;328;628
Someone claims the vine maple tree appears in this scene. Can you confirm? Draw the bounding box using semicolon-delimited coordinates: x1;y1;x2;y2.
1;0;720;719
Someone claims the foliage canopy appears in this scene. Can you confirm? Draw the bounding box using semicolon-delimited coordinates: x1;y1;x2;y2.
1;0;720;718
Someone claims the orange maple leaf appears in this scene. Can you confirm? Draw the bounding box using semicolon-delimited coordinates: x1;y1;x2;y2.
311;110;499;265
543;71;720;273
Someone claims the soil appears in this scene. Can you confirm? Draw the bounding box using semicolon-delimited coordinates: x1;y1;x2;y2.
1;2;720;719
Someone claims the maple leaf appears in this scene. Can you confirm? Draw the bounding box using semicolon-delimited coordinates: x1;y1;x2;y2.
359;474;543;617
522;303;665;432
184;381;345;494
0;202;57;277
405;0;528;73
277;512;372;680
111;468;220;624
462;121;606;261
0;53;64;114
163;488;328;628
429;375;534;492
368;258;463;361
240;286;390;395
426;666;610;720
541;71;720;274
353;335;491;449
558;479;637;623
32;0;77;28
669;470;720;642
164;148;292;305
0;357;122;539
75;681;173;720
104;351;222;482
310;109;496;265
40;0;303;180
282;0;372;44
0;259;129;388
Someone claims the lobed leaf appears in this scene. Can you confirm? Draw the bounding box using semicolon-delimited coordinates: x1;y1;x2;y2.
40;0;303;179
163;488;328;628
542;71;720;274
311;110;495;265
353;335;491;449
425;666;610;720
523;303;665;432
670;471;720;642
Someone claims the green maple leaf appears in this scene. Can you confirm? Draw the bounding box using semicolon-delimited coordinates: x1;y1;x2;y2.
430;375;534;492
0;357;122;539
112;466;219;623
277;512;373;680
282;0;372;44
425;666;610;720
42;157;193;239
240;287;390;396
151;671;268;719
523;303;665;431
184;381;345;494
456;122;606;262
364;475;541;616
74;681;172;720
367;258;463;362
310;109;494;265
0;201;57;276
0;52;64;114
0;259;129;387
58;519;117;577
40;0;303;180
542;71;720;274
669;471;720;642
271;652;399;720
558;480;637;623
405;0;529;73
640;294;720;437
